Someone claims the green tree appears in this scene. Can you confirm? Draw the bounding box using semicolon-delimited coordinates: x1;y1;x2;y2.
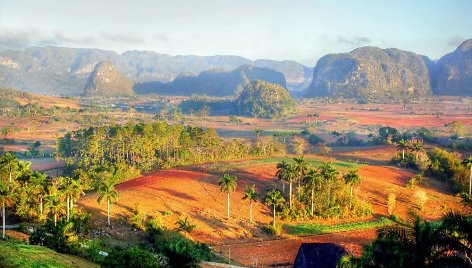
0;181;14;239
218;174;237;220
410;142;424;161
0;152;19;182
44;188;63;226
304;169;322;215
97;178;119;226
264;189;285;227
276;162;296;208
59;177;75;222
396;139;409;160
243;184;259;224
293;156;310;201
319;162;339;206
29;171;48;216
462;155;472;195
176;216;196;237
343;170;362;209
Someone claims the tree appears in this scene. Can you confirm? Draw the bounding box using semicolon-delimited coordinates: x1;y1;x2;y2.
69;179;84;216
276;161;296;208
313;113;320;126
396;139;409;160
330;131;342;143
0;152;19;182
218;174;237;220
0;181;14;239
343;170;361;209
59;177;75;222
44;189;63;226
176;216;196;237
243;184;259;224
462;155;472;195
293;157;310;200
276;160;289;193
29;171;48;216
304;169;322;215
410;142;424;160
264;189;285;227
97;178;119;226
319;162;339;206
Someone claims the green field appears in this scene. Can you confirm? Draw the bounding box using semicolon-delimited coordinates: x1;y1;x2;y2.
0;241;98;268
284;217;393;235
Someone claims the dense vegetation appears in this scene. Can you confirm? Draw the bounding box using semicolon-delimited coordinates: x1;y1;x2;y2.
177;96;232;115
234;80;296;119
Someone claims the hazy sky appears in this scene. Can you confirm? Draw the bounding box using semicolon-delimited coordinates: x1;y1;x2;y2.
0;0;471;65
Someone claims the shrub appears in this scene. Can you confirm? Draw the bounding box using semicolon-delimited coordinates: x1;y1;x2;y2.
427;147;468;191
29;219;78;253
414;190;428;211
128;206;147;231
261;224;281;236
353;199;373;217
80;239;104;263
387;193;396;215
102;246;169;268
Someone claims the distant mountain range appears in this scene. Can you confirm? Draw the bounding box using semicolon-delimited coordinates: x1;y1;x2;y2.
0;46;311;96
1;39;471;98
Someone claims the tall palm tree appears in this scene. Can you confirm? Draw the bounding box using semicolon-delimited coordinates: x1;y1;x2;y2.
277;162;296;209
59;176;75;222
0;181;14;239
343;169;362;209
319;162;339;206
44;188;63;226
304;169;322;215
410;142;424;160
313;113;320;126
243;184;259;224
264;189;285;227
97;179;119;226
462;155;472;195
69;179;84;216
293;157;310;201
29;171;48;216
0;152;19;182
219;173;237;220
276;160;289;193
396;139;409;160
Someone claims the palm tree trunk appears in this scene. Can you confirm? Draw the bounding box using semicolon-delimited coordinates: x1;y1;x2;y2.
70;199;74;215
9;172;12;183
249;200;253;224
282;181;285;194
39;197;43;215
289;181;292;209
66;196;70;222
54;213;57;226
107;197;110;226
469;165;472;195
311;187;314;216
349;186;353;209
227;192;230;219
402;149;405;160
273;205;276;227
2;201;5;239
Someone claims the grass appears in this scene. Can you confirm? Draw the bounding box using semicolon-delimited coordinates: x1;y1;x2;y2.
0;240;98;268
284;217;394;235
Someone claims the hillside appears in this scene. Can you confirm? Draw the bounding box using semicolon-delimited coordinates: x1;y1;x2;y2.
134;65;287;97
305;47;433;99
83;61;134;97
234;80;295;118
0;241;98;268
0;46;310;95
433;38;472;96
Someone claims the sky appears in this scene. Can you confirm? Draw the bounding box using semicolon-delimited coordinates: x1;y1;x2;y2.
0;0;471;66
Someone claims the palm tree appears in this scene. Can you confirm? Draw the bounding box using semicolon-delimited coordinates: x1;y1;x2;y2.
59;176;75;222
44;189;63;226
243;184;259;224
319;162;339;206
277;162;296;209
0;152;19;182
29;171;48;216
264;189;285;227
97;179;119;226
396;139;409;160
313;113;320;126
343;170;362;209
69;179;84;216
0;181;14;239
304;169;322;215
293;157;310;200
276;160;289;193
219;173;237;220
462;155;472;195
410;142;424;160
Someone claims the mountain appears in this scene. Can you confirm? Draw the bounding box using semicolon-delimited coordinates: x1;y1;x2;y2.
0;46;311;96
305;47;434;99
134;65;287;97
84;61;133;97
254;59;313;91
433;39;472;96
234;80;295;118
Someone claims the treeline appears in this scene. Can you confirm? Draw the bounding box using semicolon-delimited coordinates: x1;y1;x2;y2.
178;96;232;115
57;121;284;172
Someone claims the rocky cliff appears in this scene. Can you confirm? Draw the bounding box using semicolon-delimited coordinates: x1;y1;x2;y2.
83;61;133;97
433;39;472;96
305;47;433;99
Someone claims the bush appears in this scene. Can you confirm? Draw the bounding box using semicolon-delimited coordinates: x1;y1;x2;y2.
29;219;78;253
147;227;212;267
102;246;169;268
352;199;372;217
261;224;281;236
414;190;428;211
427;147;468;191
387;193;396;215
128;206;147;231
80;239;105;263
